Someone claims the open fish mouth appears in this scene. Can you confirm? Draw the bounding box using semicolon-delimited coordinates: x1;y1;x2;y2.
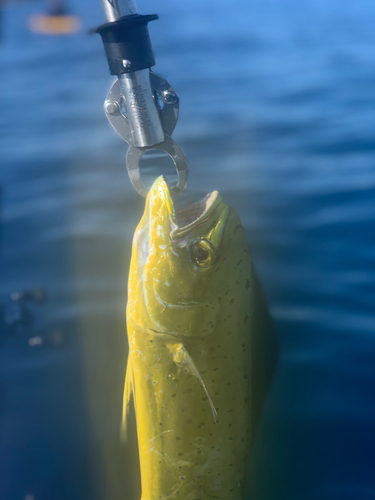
137;177;222;262
171;188;221;241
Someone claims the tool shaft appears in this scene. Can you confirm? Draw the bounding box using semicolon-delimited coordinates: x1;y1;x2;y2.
101;0;138;20
100;0;165;147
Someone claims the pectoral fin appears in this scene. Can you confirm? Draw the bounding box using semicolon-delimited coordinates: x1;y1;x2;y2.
171;344;218;423
120;354;135;443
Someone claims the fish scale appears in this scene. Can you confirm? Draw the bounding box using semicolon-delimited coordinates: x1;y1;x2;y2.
124;177;252;500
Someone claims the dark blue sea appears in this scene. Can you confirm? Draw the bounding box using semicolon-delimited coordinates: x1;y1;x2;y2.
1;0;375;499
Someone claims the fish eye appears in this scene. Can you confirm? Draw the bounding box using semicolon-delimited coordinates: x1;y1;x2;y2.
190;238;217;268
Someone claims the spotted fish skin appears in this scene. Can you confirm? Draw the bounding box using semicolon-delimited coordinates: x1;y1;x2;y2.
124;177;252;500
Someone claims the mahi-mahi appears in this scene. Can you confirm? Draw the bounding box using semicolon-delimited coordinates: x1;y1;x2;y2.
123;176;252;500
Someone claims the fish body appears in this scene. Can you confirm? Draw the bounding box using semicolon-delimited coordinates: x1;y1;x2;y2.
124;177;252;500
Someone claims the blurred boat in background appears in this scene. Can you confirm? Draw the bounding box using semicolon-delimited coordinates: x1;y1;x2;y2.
28;0;81;35
0;0;81;36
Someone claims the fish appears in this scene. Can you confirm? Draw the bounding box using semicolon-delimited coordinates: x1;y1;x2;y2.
123;176;252;500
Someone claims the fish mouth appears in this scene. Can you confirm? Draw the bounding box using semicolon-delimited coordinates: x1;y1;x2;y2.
175;191;219;228
170;188;221;241
145;176;222;242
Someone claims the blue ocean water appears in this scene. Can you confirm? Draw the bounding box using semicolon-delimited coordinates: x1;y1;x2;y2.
0;0;375;499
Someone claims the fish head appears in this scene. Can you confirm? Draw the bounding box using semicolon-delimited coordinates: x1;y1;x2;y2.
128;176;234;337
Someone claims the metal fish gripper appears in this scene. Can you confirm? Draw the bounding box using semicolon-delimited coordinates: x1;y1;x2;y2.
95;0;188;197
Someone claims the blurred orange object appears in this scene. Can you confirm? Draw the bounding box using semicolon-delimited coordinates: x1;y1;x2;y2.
28;13;81;35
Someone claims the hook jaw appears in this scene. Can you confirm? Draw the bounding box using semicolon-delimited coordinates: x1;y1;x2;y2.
126;136;188;198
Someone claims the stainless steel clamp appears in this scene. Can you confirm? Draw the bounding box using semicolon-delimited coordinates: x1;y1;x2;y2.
96;0;188;197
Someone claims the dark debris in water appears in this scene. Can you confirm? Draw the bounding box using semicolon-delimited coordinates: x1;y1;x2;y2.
0;288;66;349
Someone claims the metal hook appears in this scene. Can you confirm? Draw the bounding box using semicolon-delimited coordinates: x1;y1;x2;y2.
126;136;188;197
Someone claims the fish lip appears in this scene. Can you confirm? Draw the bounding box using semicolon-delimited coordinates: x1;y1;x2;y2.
169;191;221;243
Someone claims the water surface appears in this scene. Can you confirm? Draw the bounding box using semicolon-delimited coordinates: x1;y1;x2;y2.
1;0;375;499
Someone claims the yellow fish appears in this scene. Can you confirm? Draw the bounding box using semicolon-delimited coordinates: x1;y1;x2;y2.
123;176;252;500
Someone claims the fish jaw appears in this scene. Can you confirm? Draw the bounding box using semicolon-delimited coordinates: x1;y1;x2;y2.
127;176;231;337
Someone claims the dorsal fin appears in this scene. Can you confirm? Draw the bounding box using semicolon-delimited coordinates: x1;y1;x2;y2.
120;354;135;443
171;344;218;423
